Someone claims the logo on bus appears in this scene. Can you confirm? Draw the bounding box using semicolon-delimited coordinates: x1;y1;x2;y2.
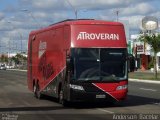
39;41;47;58
38;53;54;80
77;32;119;40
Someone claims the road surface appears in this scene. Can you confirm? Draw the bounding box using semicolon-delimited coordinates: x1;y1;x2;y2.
0;70;160;120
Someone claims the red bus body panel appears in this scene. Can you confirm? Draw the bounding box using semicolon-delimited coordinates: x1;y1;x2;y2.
71;24;126;48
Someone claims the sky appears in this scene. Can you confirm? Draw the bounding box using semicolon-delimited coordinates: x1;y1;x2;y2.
0;0;160;54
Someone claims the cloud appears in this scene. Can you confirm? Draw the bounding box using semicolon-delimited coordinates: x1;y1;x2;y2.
67;0;126;9
0;12;4;21
19;0;152;11
0;28;29;53
32;0;54;8
0;0;160;53
121;15;143;30
19;0;66;11
0;17;30;53
120;3;155;16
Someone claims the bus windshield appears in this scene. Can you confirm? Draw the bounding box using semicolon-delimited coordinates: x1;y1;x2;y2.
70;48;128;81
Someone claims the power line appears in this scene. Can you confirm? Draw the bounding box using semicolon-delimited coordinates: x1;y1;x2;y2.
65;0;77;19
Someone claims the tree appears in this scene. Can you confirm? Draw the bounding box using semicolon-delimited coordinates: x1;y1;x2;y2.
11;56;19;64
11;53;27;69
139;33;160;79
0;54;8;63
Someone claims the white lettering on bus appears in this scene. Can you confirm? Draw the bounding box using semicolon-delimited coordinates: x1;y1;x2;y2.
77;32;119;40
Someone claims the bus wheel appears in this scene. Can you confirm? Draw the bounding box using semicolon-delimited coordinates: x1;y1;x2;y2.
59;89;67;106
33;83;42;99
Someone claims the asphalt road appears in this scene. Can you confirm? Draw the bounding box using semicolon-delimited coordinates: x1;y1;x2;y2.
0;70;160;120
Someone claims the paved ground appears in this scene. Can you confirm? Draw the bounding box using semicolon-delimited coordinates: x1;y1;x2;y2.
0;70;160;120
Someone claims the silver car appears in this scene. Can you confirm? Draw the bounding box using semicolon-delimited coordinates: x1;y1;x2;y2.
0;64;7;70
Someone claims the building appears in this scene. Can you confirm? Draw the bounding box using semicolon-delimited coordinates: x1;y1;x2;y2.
131;34;160;71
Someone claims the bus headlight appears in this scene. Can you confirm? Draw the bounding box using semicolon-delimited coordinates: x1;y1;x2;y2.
116;85;128;90
69;84;84;91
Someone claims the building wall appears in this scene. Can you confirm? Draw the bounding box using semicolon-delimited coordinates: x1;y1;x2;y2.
141;54;149;70
131;34;159;71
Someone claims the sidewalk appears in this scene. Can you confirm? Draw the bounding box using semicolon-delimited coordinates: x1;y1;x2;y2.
7;69;27;72
129;69;160;84
134;69;160;73
129;78;160;84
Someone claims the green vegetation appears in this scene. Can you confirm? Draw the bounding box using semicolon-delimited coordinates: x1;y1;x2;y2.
129;71;160;80
11;53;27;65
0;53;27;70
139;33;160;80
0;54;8;62
148;57;154;69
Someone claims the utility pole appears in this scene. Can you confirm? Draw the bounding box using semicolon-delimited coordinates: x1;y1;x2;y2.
65;0;78;19
7;21;23;53
21;9;42;28
116;10;119;22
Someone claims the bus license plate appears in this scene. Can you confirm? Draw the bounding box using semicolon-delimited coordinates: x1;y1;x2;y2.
96;95;106;98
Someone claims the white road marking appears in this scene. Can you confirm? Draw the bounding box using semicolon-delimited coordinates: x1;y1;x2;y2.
129;79;160;84
140;88;157;92
97;108;114;114
153;102;160;105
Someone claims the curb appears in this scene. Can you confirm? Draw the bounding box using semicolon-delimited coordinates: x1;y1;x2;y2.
129;78;160;84
7;69;27;72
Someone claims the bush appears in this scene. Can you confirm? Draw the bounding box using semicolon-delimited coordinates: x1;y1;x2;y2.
148;59;154;69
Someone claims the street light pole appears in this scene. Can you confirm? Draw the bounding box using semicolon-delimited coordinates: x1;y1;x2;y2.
0;39;2;53
75;9;78;19
21;9;42;28
17;33;23;53
0;18;5;54
116;10;119;22
7;21;23;53
65;0;78;19
142;16;159;78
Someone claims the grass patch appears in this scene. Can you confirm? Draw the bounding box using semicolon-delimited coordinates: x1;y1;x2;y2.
129;72;160;80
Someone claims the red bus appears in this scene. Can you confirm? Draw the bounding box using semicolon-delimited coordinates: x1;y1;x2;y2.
27;19;128;105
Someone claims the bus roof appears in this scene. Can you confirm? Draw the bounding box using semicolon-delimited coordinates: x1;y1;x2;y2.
30;19;124;35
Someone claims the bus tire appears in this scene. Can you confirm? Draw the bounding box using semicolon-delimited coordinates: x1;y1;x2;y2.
59;88;68;106
33;83;42;99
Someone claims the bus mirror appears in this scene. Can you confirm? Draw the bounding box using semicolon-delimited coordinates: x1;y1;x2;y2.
128;54;135;72
66;56;70;67
66;56;74;75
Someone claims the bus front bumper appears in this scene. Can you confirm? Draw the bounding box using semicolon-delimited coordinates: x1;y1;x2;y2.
69;89;127;103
